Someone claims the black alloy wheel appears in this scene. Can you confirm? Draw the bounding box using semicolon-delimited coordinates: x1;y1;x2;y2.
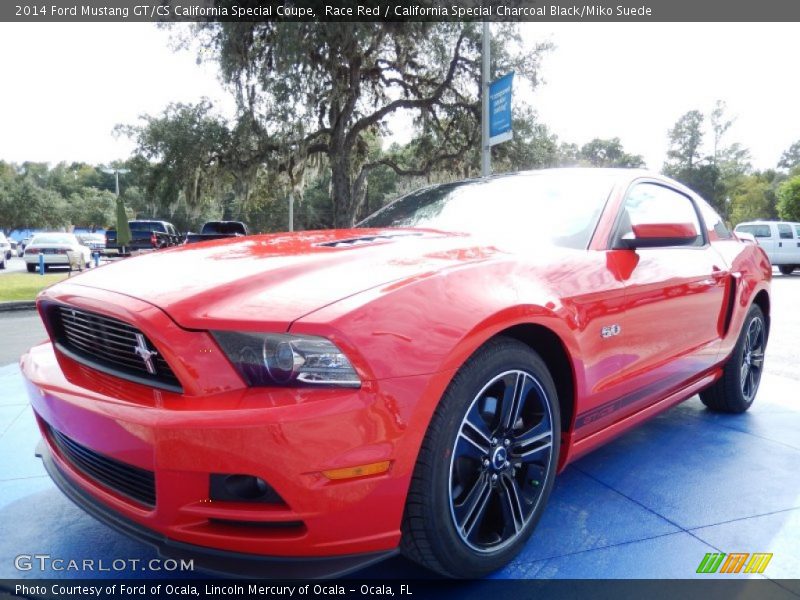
449;369;554;553
739;313;766;404
401;337;560;578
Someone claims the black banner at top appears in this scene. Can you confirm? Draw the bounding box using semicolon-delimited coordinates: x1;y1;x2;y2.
3;0;800;22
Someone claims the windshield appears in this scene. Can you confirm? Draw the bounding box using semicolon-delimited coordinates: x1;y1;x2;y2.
31;234;76;245
358;171;617;249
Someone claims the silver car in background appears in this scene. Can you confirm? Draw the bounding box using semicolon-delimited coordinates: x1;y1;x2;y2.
23;233;92;273
76;232;107;255
0;232;11;269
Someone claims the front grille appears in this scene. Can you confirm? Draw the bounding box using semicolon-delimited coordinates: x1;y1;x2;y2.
48;426;156;507
49;305;181;392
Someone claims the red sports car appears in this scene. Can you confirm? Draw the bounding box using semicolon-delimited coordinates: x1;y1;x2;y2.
21;169;771;578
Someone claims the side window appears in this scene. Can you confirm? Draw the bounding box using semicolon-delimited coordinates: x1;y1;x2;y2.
616;183;703;247
777;224;794;239
736;224;771;238
795;225;800;238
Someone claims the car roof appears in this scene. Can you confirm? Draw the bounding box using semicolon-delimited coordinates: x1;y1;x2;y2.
449;167;674;190
735;220;798;227
426;168;695;202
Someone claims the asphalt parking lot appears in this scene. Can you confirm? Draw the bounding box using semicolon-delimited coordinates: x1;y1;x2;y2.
0;256;28;275
1;273;799;587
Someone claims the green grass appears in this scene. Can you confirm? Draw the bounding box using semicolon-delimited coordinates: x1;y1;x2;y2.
0;272;69;302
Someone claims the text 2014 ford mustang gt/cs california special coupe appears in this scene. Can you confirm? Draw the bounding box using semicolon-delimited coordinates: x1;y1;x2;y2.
21;169;771;578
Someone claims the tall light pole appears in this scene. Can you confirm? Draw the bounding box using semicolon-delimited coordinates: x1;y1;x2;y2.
101;167;130;196
102;167;132;254
481;21;491;178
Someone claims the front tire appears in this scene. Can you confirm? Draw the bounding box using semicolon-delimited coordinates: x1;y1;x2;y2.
778;265;794;275
700;304;766;413
401;337;560;578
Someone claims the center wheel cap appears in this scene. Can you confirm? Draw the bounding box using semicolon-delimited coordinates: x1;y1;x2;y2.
491;446;508;470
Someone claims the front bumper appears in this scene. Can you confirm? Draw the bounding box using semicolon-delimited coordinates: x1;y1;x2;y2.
35;438;396;578
22;340;438;567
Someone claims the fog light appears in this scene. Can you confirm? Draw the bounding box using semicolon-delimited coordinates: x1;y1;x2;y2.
226;475;269;499
209;474;285;504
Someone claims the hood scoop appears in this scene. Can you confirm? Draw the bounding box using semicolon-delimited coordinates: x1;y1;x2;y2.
316;232;423;248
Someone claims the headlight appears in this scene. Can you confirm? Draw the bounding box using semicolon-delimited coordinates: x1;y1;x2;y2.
212;331;361;388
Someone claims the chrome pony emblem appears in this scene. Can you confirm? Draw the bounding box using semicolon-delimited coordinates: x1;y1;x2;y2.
133;333;158;374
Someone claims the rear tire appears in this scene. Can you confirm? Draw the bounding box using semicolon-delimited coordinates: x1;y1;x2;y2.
401;337;560;578
700;304;766;413
26;264;36;273
778;265;794;275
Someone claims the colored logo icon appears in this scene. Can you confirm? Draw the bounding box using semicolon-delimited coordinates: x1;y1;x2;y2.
696;552;773;574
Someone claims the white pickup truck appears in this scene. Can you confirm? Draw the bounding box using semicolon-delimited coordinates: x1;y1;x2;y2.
734;220;800;275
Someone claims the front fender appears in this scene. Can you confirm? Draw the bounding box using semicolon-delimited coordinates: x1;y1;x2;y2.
289;260;575;381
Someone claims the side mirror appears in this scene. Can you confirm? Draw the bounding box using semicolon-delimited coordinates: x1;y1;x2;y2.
618;222;699;249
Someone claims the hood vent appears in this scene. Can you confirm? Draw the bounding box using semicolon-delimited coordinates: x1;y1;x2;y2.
317;232;423;249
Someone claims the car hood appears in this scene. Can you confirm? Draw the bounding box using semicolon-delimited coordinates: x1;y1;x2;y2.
28;243;83;250
66;228;506;330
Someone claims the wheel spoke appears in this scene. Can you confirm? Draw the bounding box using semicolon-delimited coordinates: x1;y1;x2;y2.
512;429;552;462
456;433;488;462
750;350;764;369
455;475;492;540
457;405;493;459
500;372;527;432
749;319;763;351
740;361;749;389
499;475;525;535
462;406;493;449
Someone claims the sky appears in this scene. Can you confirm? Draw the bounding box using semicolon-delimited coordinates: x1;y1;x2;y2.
0;22;798;171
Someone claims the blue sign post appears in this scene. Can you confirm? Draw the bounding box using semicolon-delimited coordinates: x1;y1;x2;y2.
488;72;514;146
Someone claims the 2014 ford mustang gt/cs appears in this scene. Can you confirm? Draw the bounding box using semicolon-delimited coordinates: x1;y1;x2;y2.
21;169;771;578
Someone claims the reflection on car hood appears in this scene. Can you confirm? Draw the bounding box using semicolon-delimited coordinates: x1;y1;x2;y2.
66;228;507;329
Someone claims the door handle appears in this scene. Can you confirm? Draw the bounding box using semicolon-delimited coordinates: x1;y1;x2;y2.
779;242;783;248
